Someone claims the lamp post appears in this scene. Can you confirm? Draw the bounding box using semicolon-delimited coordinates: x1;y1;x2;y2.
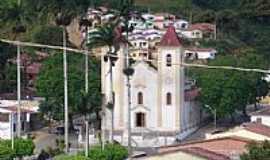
17;44;21;137
63;27;69;153
205;104;216;130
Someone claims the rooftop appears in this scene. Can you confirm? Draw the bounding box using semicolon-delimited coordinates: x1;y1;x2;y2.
242;122;270;138
158;136;251;159
159;25;182;47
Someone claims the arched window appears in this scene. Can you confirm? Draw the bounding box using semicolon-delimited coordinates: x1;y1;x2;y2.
138;92;143;105
166;93;172;105
166;54;172;67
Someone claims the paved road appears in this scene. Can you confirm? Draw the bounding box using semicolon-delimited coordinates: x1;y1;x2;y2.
32;128;80;154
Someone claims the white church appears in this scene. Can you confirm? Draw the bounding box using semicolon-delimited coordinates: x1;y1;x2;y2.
101;26;203;147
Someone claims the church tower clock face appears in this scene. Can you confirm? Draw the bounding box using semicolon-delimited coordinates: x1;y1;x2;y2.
165;77;173;85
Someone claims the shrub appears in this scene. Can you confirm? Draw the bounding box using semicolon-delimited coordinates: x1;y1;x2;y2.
14;138;35;158
0;138;34;159
87;143;128;160
54;155;90;160
0;144;15;160
240;141;270;160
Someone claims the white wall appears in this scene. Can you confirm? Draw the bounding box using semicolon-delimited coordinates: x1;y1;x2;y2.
251;115;270;127
0;121;11;139
158;47;184;131
130;62;158;129
181;30;203;39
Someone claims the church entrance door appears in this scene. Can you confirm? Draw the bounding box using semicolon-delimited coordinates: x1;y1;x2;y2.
136;112;146;127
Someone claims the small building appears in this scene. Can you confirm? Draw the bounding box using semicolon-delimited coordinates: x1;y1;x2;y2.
182;23;215;39
184;48;217;60
174;20;189;30
0;100;40;139
250;106;270;126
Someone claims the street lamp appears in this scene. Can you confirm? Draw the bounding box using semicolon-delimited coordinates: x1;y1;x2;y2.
205;104;217;130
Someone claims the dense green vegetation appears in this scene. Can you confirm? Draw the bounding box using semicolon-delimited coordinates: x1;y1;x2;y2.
0;138;35;160
54;143;128;160
190;49;269;119
241;141;270;160
36;53;101;121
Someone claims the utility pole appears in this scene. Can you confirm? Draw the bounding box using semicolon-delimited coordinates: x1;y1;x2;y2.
85;26;89;157
17;44;21;138
126;44;132;155
11;113;14;150
63;27;69;153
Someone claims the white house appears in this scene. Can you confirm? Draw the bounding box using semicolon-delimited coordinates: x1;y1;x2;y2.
250;106;270;127
182;23;215;39
142;14;155;21
0;100;39;139
174;20;189;30
101;26;203;147
184;48;217;60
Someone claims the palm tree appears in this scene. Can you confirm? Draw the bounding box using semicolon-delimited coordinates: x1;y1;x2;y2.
88;20;123;144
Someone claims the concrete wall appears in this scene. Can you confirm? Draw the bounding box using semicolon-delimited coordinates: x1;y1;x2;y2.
251;115;270;127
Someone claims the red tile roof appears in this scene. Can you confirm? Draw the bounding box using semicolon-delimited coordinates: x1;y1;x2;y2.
159;25;182;47
187;23;215;32
181;147;230;160
242;122;270;138
158;136;251;159
185;88;200;101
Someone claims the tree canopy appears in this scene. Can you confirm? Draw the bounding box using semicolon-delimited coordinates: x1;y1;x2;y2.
190;48;269;118
241;141;270;160
36;53;101;120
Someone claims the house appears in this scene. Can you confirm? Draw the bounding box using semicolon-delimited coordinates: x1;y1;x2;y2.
174;20;189;30
0;100;40;139
138;136;251;160
101;26;204;147
182;23;215;39
184;48;217;60
206;122;270;141
250;106;270;126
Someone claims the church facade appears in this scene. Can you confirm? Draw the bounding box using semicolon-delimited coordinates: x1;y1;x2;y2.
101;26;203;147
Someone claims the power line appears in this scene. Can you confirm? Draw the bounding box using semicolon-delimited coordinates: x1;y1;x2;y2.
1;39;270;74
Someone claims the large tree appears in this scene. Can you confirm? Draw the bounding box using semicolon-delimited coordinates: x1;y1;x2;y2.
36;53;101;122
191;48;269;120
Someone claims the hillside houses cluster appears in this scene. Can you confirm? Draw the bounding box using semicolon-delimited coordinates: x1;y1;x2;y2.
82;7;218;61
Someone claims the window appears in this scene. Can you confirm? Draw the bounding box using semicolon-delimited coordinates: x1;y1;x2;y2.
256;117;262;123
166;54;172;67
136;112;146;127
138;92;143;105
166;93;172;105
0;113;9;122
